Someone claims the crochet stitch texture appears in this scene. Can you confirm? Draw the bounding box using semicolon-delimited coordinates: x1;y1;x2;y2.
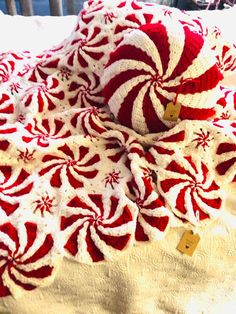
0;0;235;298
102;21;222;134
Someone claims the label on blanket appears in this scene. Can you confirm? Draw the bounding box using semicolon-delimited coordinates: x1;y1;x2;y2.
163;102;181;121
177;230;200;257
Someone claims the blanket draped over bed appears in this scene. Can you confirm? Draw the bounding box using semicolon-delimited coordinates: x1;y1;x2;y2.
0;0;235;300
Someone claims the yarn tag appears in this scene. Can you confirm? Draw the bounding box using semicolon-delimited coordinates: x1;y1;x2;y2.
163;102;181;121
176;230;200;257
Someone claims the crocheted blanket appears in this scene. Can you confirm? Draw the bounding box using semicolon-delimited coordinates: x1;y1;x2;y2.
0;0;235;299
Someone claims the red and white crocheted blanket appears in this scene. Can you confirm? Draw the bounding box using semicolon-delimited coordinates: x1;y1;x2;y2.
0;0;235;298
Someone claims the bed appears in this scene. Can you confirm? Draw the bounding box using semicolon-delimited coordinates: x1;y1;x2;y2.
0;1;236;313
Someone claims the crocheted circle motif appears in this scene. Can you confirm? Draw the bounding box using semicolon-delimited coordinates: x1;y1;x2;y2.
102;21;223;134
157;157;223;224
0;221;61;298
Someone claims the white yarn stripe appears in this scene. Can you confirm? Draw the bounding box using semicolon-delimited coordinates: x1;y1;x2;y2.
131;82;150;135
193;191;220;216
89;225;123;261
155;84;175;102
149;84;169;123
108;75;149;118
177;88;218;109
19;230;51;264
163;21;186;80
184;187;199;224
2;269;24;298
18;222;28;256
73;222;92;263
122;29;164;76
0;232;16;252
138;216;166;240
98;222;134;236
101;59;154;87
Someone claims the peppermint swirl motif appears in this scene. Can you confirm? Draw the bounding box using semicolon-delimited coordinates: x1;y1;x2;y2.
216;142;236;183
0;166;33;216
215;86;236;120
22;118;71;147
157;156;223;224
39;144;100;189
211;120;236;183
215;44;236;75
27;58;60;82
0;221;61;298
70;107;111;135
68;72;104;108
21;77;64;113
65;27;109;71
102;21;222;134
105;131;143;163
131;176;169;242
61;194;136;263
0;55;16;83
0;94;14;125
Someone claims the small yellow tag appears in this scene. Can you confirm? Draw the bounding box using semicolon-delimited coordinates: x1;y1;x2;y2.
177;230;200;257
163;102;181;121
